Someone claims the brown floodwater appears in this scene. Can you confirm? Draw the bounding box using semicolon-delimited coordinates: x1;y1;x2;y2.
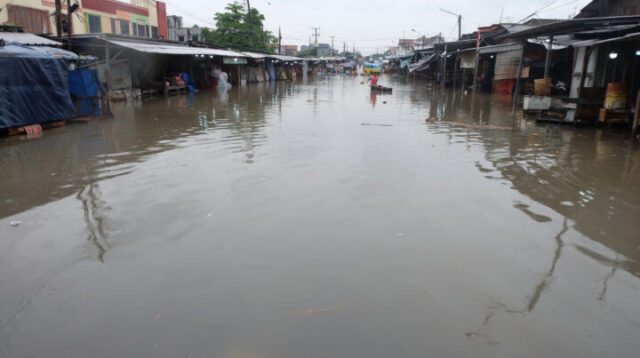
1;75;639;358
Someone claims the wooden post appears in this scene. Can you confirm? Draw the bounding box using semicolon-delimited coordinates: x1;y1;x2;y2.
544;35;553;78
441;44;447;90
632;91;640;138
55;0;62;42
453;53;458;91
472;50;480;92
512;41;526;113
105;41;112;94
66;0;72;50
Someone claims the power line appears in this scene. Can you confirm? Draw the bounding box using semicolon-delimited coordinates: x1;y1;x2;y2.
163;1;216;27
539;0;583;13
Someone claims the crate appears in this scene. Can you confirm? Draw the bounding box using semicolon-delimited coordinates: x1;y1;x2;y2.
523;96;552;111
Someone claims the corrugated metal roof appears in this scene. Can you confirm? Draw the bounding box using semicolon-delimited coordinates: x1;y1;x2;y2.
504;16;640;39
570;31;640;47
269;54;302;61
478;42;523;54
105;39;246;57
0;32;61;46
242;51;267;59
241;52;306;61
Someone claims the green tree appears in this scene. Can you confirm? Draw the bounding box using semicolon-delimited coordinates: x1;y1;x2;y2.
202;3;276;52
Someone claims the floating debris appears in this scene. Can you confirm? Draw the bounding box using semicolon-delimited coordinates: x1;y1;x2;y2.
10;220;21;227
425;117;438;123
446;121;518;131
361;123;393;127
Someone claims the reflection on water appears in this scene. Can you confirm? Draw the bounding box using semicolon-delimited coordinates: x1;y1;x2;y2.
1;76;639;358
77;183;109;263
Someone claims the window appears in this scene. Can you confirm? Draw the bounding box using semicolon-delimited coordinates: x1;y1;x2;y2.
151;26;158;39
110;18;116;34
137;24;146;37
146;25;150;38
87;14;102;33
7;5;50;34
192;35;198;42
178;36;184;42
119;20;130;35
132;23;138;36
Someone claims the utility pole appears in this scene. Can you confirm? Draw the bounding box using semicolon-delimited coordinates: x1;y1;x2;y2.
439;7;462;40
66;0;72;50
55;0;62;42
246;0;257;49
343;42;346;55
278;27;282;54
312;27;320;48
330;36;335;56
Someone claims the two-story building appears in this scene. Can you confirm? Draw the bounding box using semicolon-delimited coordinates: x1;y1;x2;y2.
0;0;168;39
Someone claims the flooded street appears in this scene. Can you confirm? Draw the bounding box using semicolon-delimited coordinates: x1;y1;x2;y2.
1;76;639;358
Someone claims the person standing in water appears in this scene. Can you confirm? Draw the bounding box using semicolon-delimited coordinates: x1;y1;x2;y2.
369;74;379;86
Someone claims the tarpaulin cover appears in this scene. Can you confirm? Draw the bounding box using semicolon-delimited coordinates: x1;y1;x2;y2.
267;62;275;81
69;69;107;116
0;43;76;129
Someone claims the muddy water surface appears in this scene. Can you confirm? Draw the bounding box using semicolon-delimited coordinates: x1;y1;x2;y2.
1;76;639;358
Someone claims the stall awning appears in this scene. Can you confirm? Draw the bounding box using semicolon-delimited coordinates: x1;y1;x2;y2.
240;52;302;61
569;31;640;47
105;39;246;58
242;51;267;59
478;42;523;54
408;54;436;73
268;54;302;62
0;32;61;46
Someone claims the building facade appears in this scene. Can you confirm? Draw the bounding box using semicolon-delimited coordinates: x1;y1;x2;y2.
167;16;203;43
0;0;168;39
280;45;298;56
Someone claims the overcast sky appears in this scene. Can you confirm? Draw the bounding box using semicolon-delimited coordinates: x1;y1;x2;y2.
157;0;591;54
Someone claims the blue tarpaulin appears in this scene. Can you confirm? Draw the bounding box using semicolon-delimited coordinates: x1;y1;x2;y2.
0;43;77;129
69;69;107;116
267;62;275;81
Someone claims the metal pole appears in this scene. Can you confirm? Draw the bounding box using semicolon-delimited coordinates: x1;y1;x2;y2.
458;15;462;40
543;35;554;78
512;41;526;113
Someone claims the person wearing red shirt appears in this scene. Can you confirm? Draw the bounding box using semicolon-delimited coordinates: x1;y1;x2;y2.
369;74;379;86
